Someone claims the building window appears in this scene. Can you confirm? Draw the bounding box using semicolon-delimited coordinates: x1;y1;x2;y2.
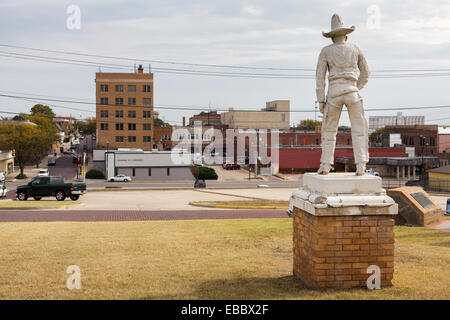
115;123;124;131
347;138;350;145
409;137;414;145
128;110;136;118
115;110;124;118
100;123;108;130
115;98;124;105
128;123;136;131
430;137;436;146
100;110;108;118
116;136;124;142
128;85;136;93
316;139;319;145
148;168;151;176
128;136;136;142
282;114;286;122
143;123;151;131
115;85;123;92
100;84;108;92
143;98;151;106
167;168;170;176
143;111;151;118
128;97;136;106
100;97;108;105
143;136;151;142
132;168;135;176
143;85;151;92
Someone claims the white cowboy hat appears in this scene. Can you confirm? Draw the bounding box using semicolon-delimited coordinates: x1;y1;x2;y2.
322;14;355;38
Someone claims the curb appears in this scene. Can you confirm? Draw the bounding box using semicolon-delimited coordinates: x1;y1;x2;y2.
0;207;61;211
85;186;299;192
189;202;289;210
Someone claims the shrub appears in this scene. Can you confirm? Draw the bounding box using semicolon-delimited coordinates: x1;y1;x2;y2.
198;167;218;180
15;173;27;179
86;169;105;179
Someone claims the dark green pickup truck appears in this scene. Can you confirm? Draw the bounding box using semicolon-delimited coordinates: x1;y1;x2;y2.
16;176;86;201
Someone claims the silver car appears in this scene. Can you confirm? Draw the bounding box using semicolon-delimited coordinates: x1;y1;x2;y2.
108;174;132;182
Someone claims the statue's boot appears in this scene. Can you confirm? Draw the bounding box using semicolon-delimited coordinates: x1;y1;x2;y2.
356;163;366;176
317;163;332;175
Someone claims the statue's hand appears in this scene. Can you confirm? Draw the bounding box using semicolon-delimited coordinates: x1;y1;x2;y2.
319;102;326;114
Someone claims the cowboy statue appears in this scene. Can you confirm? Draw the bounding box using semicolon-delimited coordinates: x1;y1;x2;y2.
316;14;370;176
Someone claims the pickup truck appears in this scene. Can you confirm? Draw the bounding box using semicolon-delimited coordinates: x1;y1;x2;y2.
16;176;86;201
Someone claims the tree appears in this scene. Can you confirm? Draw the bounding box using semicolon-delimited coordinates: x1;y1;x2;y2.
78;117;96;135
0;123;45;175
154;118;170;127
369;127;389;144
28;113;59;167
12;113;28;121
30;104;55;119
338;125;351;132
296;119;322;131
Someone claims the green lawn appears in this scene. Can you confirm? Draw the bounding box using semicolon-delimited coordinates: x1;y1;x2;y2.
0;219;448;299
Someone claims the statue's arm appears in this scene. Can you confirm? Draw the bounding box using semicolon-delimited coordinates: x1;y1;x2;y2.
356;47;370;90
315;48;327;105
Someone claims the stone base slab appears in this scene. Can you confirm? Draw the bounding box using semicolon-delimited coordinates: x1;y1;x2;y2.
303;172;383;195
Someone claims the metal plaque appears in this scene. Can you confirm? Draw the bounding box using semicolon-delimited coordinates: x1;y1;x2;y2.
410;191;435;209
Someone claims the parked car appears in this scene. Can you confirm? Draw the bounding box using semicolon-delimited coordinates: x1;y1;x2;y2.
73;156;80;164
365;168;380;176
0;171;5;182
223;163;240;170
16;176;86;201
405;180;423;187
0;184;7;199
194;179;206;188
108;174;132;182
37;169;49;177
48;158;56;166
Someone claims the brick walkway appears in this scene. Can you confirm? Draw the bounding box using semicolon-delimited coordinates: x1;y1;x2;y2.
0;209;288;222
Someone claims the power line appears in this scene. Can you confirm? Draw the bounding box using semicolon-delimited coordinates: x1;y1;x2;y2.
3;43;450;73
3;92;450;115
2;45;450;79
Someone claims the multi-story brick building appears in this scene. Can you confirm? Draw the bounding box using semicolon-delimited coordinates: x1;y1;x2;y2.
153;125;173;151
189;111;221;127
384;124;439;156
96;65;154;150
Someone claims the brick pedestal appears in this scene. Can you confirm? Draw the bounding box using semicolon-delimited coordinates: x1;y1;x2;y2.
289;173;398;289
293;207;395;289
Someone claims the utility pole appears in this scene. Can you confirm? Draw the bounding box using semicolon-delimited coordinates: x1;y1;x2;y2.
314;101;318;121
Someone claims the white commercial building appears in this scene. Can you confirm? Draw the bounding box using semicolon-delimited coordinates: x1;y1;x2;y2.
93;149;194;180
369;112;424;133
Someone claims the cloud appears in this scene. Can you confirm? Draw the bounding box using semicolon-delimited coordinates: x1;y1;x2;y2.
1;0;450;126
242;4;264;16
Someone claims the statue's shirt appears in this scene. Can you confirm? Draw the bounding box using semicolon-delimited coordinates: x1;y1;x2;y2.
316;42;370;102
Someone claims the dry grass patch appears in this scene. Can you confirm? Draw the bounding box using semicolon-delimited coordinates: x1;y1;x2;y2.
0;219;448;299
0;200;81;207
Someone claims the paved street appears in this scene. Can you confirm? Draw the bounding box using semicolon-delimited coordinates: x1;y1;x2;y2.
0;209;287;222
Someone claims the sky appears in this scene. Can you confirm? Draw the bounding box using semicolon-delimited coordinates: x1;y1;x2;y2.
1;0;450;126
